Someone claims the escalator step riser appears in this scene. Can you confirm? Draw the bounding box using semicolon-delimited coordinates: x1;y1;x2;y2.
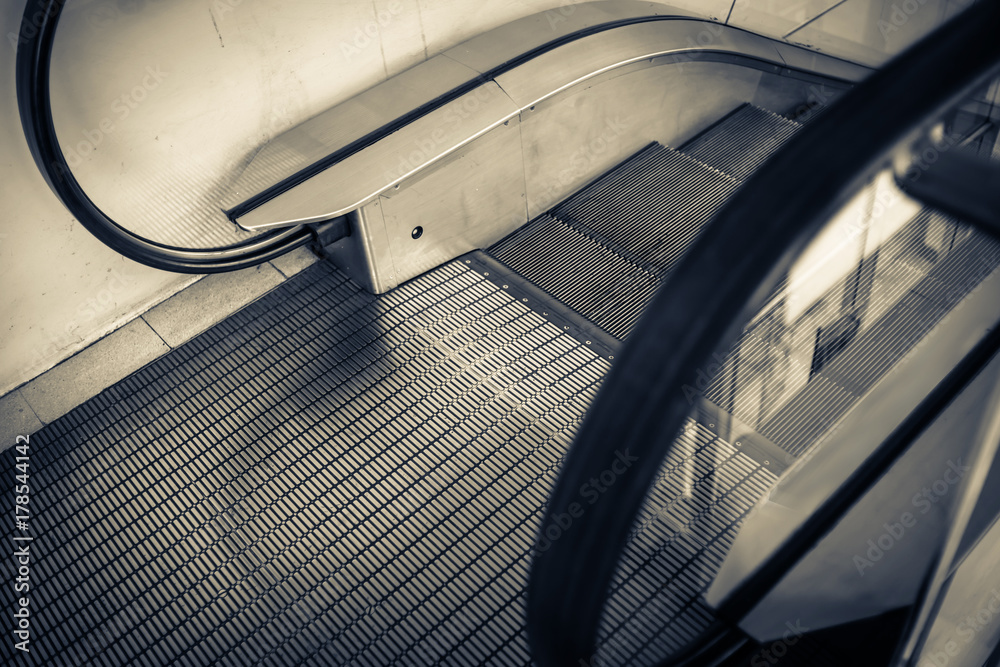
683;104;802;181
556;149;740;271
490;215;660;338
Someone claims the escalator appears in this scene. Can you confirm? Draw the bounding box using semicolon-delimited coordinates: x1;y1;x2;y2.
6;93;1000;664
0;102;795;666
7;2;1000;666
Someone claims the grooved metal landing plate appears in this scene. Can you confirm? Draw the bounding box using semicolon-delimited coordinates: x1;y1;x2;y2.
1;260;770;666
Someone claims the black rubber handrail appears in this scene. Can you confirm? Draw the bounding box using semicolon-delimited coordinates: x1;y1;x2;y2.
15;0;316;273
526;3;1000;666
16;1;857;272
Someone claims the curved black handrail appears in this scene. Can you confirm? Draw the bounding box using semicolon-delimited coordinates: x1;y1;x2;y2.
526;3;1000;666
15;0;315;273
16;1;858;271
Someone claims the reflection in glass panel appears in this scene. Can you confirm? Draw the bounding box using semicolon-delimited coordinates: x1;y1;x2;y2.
699;168;996;460
599;104;1000;663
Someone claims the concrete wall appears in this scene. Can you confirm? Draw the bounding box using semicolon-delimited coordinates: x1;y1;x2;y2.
0;0;719;398
0;0;971;398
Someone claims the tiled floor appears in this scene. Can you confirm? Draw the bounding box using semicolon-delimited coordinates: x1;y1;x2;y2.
0;247;319;450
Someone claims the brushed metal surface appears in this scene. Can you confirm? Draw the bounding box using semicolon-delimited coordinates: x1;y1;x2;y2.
308;55;833;295
232;14;869;234
235;82;519;231
438;1;700;75
518;60;756;223
221;55;482;209
770;41;873;83
378;118;527;288
323;201;399;293
493;20;786;110
229;10;872;309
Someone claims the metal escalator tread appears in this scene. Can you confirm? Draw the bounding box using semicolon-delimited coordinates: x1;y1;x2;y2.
0;259;772;666
554;144;741;273
488;214;661;339
595;422;779;665
485;105;806;345
682;103;802;182
551;143;672;224
485;144;744;340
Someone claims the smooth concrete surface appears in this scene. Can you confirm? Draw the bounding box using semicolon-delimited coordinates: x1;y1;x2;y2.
729;0;974;66
17;318;170;426
729;0;844;37
0;2;196;398
140;262;285;348
0;0;972;416
785;0;974;65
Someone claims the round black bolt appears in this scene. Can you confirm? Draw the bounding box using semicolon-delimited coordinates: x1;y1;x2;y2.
411;226;423;239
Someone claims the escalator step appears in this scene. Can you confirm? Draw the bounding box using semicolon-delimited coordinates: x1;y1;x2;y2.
487;105;806;345
594;422;779;666
554;144;741;274
682;103;802;182
488;214;660;339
